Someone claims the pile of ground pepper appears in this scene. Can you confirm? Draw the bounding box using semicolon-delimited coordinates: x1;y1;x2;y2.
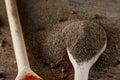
21;75;42;80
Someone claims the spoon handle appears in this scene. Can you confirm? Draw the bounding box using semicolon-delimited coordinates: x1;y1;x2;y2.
5;0;30;72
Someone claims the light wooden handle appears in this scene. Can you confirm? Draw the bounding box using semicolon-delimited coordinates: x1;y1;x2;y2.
5;0;30;72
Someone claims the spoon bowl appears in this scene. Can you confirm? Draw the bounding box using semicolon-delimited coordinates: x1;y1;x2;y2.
16;67;43;80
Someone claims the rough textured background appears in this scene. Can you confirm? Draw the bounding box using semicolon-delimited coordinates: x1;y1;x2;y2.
0;0;120;80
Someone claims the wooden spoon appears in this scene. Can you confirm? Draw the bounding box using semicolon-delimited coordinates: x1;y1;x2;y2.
65;21;107;80
5;0;43;80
